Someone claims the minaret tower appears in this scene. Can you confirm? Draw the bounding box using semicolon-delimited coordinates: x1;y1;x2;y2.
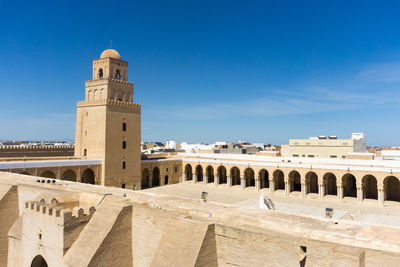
75;48;141;188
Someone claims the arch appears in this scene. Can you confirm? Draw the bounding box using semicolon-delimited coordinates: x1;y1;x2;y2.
259;169;269;189
152;167;160;187
81;168;95;184
305;171;318;194
273;170;284;190
289;170;301;192
384;176;400;202
164;175;169;185
342;173;357;198
206;166;214;183
218;166;227;184
184;164;193;181
142;168;150;189
115;69;121;80
41;170;56;179
362;175;377;200
195;165;203;182
244;168;255;187
230;167;240;186
61;169;77;182
31;255;48;267
98;68;103;79
94;89;99;100
20;171;31;175
323;173;337;195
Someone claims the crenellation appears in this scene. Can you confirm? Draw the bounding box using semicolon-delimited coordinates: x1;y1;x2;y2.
24;200;82;221
86;206;96;216
72;207;84;218
41;205;46;214
54;206;62;217
77;99;141;111
34;202;40;212
62;209;73;224
51;197;59;206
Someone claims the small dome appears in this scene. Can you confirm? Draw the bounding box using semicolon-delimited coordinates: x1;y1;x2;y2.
100;49;121;60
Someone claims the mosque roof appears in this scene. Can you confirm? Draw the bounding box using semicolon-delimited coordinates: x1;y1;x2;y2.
100;49;121;60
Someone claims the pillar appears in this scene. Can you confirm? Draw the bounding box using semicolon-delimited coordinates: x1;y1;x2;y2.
378;186;384;207
193;173;197;184
182;172;187;183
204;173;208;185
240;176;245;189
357;186;363;202
214;173;218;187
319;184;325;199
227;175;231;188
363;185;367;199
256;179;261;190
285;181;289;196
301;182;306;198
149;172;153;188
77;166;82;183
160;172;165;186
338;185;343;200
269;179;275;194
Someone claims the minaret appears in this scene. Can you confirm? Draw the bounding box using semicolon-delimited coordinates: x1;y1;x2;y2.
74;48;141;188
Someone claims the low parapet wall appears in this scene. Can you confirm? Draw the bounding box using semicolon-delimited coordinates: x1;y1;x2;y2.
0;146;74;158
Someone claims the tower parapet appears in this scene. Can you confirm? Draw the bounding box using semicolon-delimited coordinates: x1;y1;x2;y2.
77;99;141;114
24;201;95;225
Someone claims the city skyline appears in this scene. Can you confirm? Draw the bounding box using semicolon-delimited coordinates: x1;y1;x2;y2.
2;1;400;146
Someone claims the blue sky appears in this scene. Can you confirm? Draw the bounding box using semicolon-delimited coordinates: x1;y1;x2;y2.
1;1;400;146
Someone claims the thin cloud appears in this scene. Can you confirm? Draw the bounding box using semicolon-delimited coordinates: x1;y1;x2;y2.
146;61;400;121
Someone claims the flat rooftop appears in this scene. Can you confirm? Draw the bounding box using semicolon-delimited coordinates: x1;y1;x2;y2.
144;182;400;228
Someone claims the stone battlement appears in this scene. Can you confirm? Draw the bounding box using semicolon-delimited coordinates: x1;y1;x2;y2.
85;78;133;86
77;99;141;111
24;200;95;225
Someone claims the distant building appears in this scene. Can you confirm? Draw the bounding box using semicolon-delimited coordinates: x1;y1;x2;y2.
281;133;367;159
180;142;215;152
213;143;257;155
165;140;177;150
381;147;400;159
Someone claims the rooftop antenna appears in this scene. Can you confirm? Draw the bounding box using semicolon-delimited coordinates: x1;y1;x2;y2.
110;40;113;49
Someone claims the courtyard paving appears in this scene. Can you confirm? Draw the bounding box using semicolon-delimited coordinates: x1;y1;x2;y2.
144;182;400;227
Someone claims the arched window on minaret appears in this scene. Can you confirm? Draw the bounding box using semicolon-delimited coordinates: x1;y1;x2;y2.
98;68;103;79
115;69;121;80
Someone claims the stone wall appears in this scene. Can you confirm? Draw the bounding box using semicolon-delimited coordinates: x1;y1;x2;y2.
0;146;74;158
0;185;18;266
2;173;400;266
